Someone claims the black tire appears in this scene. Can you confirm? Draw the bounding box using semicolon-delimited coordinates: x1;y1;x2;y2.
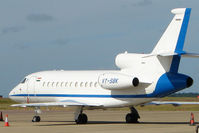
125;113;139;123
32;116;40;122
82;113;88;124
36;116;41;122
76;114;88;124
196;125;199;133
32;116;37;122
76;115;82;124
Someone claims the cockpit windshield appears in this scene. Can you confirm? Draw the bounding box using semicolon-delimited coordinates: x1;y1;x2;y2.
21;78;27;84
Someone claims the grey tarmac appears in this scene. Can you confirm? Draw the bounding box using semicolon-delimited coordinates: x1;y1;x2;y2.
0;110;198;133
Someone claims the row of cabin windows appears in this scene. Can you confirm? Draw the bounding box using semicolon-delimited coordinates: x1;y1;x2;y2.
42;81;98;88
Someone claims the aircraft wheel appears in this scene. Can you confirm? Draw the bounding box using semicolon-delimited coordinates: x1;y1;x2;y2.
76;113;88;124
125;113;139;123
36;116;41;122
32;116;41;122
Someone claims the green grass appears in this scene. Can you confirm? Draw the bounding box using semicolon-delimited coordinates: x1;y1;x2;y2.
0;98;18;104
0;98;21;110
161;97;199;102
1;97;199;111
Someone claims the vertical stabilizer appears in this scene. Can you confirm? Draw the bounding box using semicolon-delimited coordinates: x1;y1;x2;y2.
152;8;191;73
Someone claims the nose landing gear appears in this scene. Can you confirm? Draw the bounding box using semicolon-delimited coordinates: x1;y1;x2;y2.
32;107;41;122
32;116;41;122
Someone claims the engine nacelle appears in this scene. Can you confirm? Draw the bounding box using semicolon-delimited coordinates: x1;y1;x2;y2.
115;53;144;69
98;73;139;90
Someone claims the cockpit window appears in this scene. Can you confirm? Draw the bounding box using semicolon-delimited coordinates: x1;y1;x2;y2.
21;78;27;84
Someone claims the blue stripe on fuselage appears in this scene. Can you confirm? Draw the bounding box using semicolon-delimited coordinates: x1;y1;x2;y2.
10;94;153;98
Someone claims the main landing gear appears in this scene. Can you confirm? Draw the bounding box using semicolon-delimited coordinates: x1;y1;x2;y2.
30;106;139;124
125;107;140;123
32;107;41;122
74;106;88;124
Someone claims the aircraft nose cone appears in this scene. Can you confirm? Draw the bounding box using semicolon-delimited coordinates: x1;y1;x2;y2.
8;90;13;97
9;87;16;97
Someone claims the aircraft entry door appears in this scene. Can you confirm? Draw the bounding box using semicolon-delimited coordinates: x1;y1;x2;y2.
27;76;36;103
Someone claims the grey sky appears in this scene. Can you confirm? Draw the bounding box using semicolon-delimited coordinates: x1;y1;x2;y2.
26;14;54;22
0;0;199;96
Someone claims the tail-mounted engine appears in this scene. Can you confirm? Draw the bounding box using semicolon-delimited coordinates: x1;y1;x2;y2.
98;73;139;90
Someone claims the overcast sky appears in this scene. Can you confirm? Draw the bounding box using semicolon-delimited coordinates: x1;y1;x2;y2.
1;0;199;96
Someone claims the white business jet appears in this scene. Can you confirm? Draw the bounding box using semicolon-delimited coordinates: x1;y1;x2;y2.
9;8;199;124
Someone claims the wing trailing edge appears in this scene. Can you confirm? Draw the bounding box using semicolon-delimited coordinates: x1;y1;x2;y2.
11;101;102;107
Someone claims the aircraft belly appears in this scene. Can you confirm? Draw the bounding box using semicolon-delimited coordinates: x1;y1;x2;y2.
30;97;155;108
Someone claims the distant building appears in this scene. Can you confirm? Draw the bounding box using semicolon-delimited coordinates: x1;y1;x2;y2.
0;95;2;98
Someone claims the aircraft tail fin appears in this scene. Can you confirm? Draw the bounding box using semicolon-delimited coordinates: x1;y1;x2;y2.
151;8;191;73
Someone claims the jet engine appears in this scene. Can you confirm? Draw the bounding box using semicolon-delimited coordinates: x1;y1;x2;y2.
98;73;139;90
115;53;143;69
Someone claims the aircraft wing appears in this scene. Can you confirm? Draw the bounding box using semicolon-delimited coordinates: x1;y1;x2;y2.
147;101;199;106
11;100;102;107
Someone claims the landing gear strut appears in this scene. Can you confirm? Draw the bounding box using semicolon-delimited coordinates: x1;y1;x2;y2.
125;107;140;123
32;107;41;122
74;106;88;124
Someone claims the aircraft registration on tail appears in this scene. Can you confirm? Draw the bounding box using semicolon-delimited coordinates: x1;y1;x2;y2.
9;8;199;124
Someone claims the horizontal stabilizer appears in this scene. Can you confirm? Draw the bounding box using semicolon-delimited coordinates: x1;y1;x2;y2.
146;101;199;106
143;51;199;58
181;52;199;58
142;52;177;58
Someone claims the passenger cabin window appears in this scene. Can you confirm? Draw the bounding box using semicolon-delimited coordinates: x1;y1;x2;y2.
75;82;78;87
47;82;50;87
43;82;45;87
85;82;88;87
21;78;27;84
90;82;93;87
56;82;59;87
80;82;83;87
52;82;55;87
69;82;73;87
61;82;64;87
94;82;98;87
65;82;68;87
